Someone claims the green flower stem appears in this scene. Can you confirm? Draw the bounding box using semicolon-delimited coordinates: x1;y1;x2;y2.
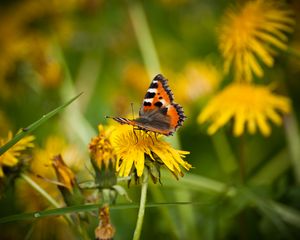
211;131;237;174
127;1;161;79
133;168;149;240
238;134;246;183
101;189;112;205
237;134;247;240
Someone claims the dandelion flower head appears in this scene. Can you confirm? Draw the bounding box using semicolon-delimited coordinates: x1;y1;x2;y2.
219;0;294;82
198;83;291;137
16;136;80;211
0;132;34;177
110;125;191;178
89;125;116;170
171;61;222;105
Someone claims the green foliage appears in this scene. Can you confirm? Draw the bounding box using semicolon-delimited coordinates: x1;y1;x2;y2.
0;0;300;239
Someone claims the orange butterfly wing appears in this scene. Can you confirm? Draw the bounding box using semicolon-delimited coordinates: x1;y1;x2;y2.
108;74;186;136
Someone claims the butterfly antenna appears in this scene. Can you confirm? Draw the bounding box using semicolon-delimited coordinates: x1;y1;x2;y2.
130;102;135;119
145;131;154;145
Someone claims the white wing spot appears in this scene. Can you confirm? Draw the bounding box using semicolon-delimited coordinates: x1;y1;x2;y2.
148;88;157;93
160;99;166;105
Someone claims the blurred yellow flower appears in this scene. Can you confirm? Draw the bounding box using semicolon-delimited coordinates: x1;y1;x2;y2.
31;135;83;175
123;62;149;97
170;61;222;105
16;135;82;211
89;125;116;170
110;125;191;178
198;83;291;136
0;0;79;97
219;0;294;82
0;132;34;177
30;37;63;88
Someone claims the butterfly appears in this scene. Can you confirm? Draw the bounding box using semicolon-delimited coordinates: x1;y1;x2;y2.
106;74;186;136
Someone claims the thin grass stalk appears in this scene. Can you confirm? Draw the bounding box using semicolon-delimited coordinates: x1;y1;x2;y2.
21;173;73;226
284;113;300;184
127;1;161;79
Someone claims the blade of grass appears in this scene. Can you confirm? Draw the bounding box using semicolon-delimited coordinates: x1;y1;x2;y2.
0;93;82;156
0;201;207;224
284;114;300;184
249;149;290;185
241;187;293;239
269;201;300;228
127;1;161;79
21;174;61;208
163;171;236;197
54;43;96;145
149;186;181;239
166;172;300;229
21;174;75;226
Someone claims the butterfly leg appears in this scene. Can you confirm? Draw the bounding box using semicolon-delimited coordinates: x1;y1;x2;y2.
144;131;154;145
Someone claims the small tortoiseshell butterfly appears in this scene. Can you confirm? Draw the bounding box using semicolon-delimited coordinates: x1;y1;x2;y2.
107;74;186;136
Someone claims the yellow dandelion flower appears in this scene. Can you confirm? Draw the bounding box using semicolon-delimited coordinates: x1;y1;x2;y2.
89;125;116;170
16;135;82;211
110;125;191;178
0;132;34;177
219;0;295;81
198;83;290;137
123;62;149;97
0;0;79;97
170;61;222;105
32;135;83;174
89;125;118;189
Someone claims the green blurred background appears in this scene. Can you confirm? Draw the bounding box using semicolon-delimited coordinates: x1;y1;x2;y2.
1;0;300;239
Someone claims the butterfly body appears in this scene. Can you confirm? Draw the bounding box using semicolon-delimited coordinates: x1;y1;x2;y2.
108;74;186;136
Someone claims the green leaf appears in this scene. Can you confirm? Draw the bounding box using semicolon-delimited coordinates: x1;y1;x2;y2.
0;93;83;156
163;171;236;197
269;201;300;228
241;187;294;239
249;150;290;185
112;185;132;202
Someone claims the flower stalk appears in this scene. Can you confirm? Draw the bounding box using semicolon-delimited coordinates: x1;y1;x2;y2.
133;168;149;240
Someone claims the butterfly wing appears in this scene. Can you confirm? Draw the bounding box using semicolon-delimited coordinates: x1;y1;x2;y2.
107;74;186;136
135;74;186;136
